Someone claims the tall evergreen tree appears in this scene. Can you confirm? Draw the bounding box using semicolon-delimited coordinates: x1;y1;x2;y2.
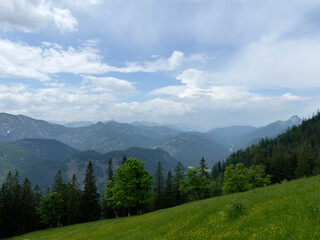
121;154;127;165
154;161;164;209
52;170;66;194
0;171;21;237
52;169;68;225
66;174;82;225
108;158;114;181
19;178;37;234
200;157;209;179
102;158;115;219
80;161;101;222
173;162;186;206
163;171;175;208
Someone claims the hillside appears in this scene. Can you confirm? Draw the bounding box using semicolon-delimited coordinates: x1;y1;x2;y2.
0;113;179;153
8;175;320;240
162;132;229;167
0;139;79;187
0;138;177;192
207;115;302;151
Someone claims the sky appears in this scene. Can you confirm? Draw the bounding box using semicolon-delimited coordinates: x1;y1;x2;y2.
0;0;320;131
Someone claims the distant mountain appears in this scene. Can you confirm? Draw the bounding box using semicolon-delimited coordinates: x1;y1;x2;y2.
0;138;177;192
206;116;302;151
162;132;229;167
0;139;79;188
0;113;179;153
235;115;302;149
206;126;257;151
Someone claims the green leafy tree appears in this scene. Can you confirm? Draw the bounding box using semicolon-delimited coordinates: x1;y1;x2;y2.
38;192;64;228
223;163;270;194
80;161;101;222
153;161;164;209
180;166;210;201
106;158;153;216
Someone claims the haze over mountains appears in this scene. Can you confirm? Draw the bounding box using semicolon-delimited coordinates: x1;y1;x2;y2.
0;112;302;191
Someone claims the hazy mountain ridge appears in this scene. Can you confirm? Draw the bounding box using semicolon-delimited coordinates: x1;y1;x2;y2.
162;132;229;167
0;113;179;153
0;113;302;170
0;138;177;192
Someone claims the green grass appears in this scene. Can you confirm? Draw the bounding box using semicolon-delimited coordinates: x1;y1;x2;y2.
8;176;320;240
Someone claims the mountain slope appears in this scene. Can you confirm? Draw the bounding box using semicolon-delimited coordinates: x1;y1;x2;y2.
162;132;229;167
0;138;177;192
0;139;79;187
0;113;179;153
207;115;302;151
9;175;320;240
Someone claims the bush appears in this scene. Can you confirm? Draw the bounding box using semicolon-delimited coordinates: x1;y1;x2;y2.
225;200;247;219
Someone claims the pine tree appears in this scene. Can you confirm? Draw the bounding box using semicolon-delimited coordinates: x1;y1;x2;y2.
200;157;209;179
19;178;37;234
52;169;68;225
52;170;66;194
102;158;115;219
80;161;101;222
173;162;186;206
66;174;82;225
153;161;164;209
108;158;113;181
121;155;127;165
163;171;174;208
0;171;21;237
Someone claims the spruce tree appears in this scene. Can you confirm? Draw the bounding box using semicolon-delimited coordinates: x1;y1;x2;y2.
200;157;209;179
19;178;37;234
80;161;101;222
163;171;174;208
121;154;127;165
0;171;21;237
52;169;68;225
66;174;82;225
173;162;186;206
154;161;164;209
108;158;113;181
102;158;114;219
52;170;66;194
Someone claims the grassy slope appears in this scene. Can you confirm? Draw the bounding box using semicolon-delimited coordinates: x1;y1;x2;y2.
8;176;320;240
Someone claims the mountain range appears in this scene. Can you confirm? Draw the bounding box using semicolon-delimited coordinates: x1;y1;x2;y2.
0;112;302;191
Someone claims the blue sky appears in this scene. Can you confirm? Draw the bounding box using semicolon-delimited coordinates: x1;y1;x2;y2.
0;0;320;130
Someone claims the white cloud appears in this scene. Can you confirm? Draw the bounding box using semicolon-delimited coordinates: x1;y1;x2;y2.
53;8;78;32
119;51;185;73
0;39;192;80
82;76;136;93
0;0;80;32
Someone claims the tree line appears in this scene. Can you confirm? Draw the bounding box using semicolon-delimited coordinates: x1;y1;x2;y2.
211;111;320;192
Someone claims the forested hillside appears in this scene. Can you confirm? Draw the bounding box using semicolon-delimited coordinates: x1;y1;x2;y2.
212;112;320;184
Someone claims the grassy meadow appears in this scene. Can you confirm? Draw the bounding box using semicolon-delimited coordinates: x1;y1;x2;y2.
8;176;320;240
